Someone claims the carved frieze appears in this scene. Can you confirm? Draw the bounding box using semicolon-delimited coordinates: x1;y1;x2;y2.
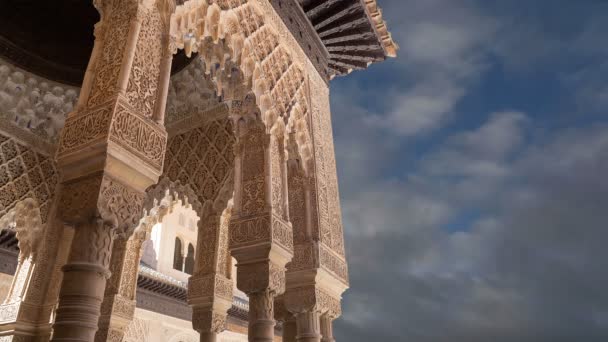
57;103;113;155
319;243;348;283
229;215;271;249
109;103;167;170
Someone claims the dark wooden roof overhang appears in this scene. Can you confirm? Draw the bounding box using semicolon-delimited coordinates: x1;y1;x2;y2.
295;0;398;79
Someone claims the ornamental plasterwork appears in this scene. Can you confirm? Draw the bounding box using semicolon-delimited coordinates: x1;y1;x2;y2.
165;58;220;126
170;0;314;167
0;133;58;223
123;317;150;342
308;72;347;260
0;59;79;144
163;118;235;205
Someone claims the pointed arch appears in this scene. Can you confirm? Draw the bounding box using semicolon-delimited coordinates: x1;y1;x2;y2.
174;236;184;271
170;0;314;171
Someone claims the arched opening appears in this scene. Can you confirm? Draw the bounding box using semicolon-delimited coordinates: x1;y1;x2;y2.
184;243;195;275
173;237;183;271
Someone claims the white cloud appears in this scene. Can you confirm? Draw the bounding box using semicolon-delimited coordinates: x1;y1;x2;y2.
334;0;499;138
328;1;608;340
337;114;608;341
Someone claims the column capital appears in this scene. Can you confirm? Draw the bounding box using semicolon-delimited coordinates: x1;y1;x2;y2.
59;174;145;239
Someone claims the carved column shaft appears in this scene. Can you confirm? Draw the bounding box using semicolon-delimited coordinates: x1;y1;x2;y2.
76;22;105;111
189;212;233;340
153;35;173;125
52;0;172;340
230;117;293;342
117;15;143;93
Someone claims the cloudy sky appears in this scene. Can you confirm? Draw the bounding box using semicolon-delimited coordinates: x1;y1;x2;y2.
330;1;608;341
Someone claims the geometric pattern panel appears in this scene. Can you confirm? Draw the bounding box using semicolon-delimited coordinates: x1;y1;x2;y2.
0;132;57;222
163;118;235;204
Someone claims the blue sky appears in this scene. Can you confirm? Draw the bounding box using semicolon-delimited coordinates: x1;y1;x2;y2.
329;1;608;340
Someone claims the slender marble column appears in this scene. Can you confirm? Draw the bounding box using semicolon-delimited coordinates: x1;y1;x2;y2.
51;220;114;341
200;332;217;342
249;290;276;342
295;311;322;342
230;111;293;342
283;317;297;342
320;315;336;342
153;36;173;125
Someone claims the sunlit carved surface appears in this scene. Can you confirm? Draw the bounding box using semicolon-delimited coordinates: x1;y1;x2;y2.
0;0;396;340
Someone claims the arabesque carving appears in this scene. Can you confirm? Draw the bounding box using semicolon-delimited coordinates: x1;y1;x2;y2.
170;0;314;169
0;133;58;224
0;0;402;339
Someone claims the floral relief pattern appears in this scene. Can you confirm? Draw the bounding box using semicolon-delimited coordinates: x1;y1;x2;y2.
126;8;163;118
87;0;138;107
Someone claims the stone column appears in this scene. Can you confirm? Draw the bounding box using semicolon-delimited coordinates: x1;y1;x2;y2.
229;106;293;342
283;317;297;342
188;208;234;342
283;73;349;342
294;311;321;342
320;314;335;342
274;295;296;342
50;0;173;340
0;197;74;341
153;34;173;125
95;231;146;342
75;21;104;111
51;218;116;341
248;290;276;341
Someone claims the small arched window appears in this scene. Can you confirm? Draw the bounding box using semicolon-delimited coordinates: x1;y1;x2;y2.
173;237;183;271
184;243;195;275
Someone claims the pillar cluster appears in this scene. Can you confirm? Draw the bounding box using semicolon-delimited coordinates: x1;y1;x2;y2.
0;0;352;342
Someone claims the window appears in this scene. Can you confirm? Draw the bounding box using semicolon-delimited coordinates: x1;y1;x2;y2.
173;237;183;271
184;243;195;275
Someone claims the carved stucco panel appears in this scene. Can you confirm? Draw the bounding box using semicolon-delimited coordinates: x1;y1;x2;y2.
0;133;57;223
308;73;346;258
87;0;138;108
